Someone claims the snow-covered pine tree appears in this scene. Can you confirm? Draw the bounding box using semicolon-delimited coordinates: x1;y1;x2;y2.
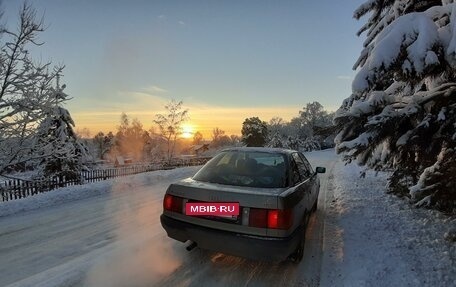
34;84;89;181
335;0;456;213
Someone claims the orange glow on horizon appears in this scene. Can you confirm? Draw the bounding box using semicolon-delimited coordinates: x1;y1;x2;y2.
71;105;300;140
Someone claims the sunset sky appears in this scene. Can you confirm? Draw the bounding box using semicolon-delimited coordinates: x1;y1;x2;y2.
2;0;364;138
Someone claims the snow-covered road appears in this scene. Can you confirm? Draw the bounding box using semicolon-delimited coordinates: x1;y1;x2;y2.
0;150;335;287
0;149;453;287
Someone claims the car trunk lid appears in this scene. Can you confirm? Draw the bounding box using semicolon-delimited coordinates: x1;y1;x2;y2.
168;178;285;209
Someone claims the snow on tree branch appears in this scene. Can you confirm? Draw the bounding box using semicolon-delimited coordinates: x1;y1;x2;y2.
0;3;73;175
336;0;456;213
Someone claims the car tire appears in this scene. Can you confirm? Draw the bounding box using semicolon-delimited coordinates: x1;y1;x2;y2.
289;212;309;263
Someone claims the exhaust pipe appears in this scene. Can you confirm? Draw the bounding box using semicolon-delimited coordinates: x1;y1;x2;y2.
186;241;197;251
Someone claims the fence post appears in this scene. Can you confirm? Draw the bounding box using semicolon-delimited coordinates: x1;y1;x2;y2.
1;183;6;202
13;180;18;199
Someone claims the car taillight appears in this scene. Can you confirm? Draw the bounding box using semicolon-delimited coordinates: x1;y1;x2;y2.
163;194;183;213
267;209;293;229
249;208;293;230
249;209;268;228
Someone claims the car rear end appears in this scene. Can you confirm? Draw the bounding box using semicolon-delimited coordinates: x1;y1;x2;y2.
160;182;304;261
160;149;305;261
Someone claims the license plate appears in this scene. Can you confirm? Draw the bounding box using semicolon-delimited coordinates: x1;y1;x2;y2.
185;202;239;216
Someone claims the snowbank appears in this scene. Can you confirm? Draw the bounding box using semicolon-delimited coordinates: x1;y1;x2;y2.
321;161;456;287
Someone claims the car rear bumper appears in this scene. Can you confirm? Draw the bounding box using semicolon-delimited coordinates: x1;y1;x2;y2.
160;214;302;261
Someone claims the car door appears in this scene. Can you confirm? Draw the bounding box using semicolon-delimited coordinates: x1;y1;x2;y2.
291;153;315;212
298;152;320;205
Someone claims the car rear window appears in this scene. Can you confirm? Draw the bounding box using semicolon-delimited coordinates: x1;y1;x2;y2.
193;151;287;188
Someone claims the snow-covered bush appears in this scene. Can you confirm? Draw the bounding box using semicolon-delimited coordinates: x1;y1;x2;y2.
301;137;321;152
335;1;456;213
283;136;302;151
267;132;285;148
265;103;335;151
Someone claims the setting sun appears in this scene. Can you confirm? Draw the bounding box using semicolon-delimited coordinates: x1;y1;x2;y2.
181;124;194;139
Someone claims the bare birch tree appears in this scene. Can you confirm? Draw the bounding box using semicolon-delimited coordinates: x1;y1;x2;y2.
154;100;188;162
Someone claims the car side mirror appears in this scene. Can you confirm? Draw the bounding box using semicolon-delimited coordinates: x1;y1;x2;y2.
316;167;326;174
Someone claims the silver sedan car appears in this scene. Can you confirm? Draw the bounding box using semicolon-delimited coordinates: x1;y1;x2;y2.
160;147;325;262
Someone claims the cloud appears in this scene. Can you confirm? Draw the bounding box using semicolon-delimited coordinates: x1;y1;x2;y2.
178;21;185;26
336;75;352;80
121;90;169;111
143;85;168;94
157;15;166;20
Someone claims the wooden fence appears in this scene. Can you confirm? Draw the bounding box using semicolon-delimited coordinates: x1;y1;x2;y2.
0;157;211;202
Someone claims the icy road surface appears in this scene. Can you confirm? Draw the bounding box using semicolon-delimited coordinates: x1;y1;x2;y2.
0;150;335;287
0;149;453;287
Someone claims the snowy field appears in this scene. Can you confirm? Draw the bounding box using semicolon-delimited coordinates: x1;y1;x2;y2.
0;149;454;287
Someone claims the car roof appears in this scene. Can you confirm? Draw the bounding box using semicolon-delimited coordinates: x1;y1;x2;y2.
220;146;297;155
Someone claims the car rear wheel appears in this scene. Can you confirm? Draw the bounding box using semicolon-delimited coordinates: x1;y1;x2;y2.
289;212;309;263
